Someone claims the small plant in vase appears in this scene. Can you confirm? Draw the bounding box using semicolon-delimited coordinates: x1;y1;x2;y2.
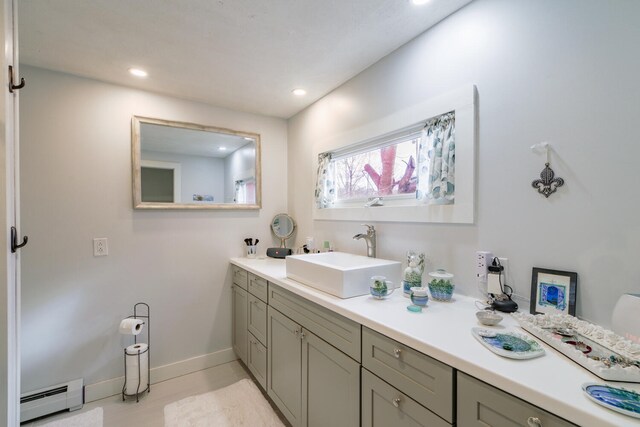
371;278;388;297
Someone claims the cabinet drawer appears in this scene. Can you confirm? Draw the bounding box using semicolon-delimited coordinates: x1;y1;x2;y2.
247;332;267;390
269;285;361;361
248;273;268;302
362;368;450;427
248;294;267;346
232;266;248;290
457;372;577;427
362;327;454;423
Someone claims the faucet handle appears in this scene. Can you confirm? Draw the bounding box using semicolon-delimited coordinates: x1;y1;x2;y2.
361;224;375;233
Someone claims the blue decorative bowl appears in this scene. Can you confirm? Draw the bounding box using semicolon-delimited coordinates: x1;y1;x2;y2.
410;287;429;307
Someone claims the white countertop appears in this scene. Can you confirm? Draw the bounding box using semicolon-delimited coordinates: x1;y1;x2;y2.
231;257;640;427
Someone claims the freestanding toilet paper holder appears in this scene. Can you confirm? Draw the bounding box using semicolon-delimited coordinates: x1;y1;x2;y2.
122;302;150;402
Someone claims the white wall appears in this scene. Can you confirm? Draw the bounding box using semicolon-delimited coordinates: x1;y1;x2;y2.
288;0;640;327
141;150;225;203
19;66;287;392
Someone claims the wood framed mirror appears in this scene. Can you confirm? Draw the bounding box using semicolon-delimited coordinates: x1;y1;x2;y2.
132;116;261;210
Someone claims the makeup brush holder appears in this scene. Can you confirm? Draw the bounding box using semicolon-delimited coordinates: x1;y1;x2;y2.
247;245;257;258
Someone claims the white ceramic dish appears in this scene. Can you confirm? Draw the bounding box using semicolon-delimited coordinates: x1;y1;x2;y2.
476;310;503;326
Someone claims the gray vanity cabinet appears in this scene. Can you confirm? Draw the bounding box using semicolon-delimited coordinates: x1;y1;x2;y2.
362;368;450;427
302;329;360;427
231;284;248;364
457;372;577;427
362;327;454;423
268;306;360;427
268;306;303;426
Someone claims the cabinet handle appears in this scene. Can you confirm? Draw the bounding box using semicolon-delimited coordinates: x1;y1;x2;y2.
294;328;300;336
527;417;542;427
300;331;306;340
392;397;401;408
393;348;402;358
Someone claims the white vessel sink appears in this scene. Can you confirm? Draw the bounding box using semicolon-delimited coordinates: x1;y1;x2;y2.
286;252;402;298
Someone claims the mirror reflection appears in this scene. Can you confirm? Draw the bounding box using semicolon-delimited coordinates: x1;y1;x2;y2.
132;117;261;209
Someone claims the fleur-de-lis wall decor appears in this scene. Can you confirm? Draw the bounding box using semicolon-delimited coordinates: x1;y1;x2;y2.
530;141;565;198
532;163;564;198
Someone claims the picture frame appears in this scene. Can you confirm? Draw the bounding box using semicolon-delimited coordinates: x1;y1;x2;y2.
530;267;577;316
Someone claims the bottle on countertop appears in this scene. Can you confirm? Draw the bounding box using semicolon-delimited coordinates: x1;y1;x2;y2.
402;251;425;297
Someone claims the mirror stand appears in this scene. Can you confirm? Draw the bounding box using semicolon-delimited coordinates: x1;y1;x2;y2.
268;213;296;258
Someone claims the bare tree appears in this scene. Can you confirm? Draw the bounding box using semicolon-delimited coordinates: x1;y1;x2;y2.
336;155;368;198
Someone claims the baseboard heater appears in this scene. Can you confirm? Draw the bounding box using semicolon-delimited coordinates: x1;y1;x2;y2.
20;378;83;422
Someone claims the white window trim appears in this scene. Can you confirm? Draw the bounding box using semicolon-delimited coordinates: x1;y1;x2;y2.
141;159;182;203
313;84;477;224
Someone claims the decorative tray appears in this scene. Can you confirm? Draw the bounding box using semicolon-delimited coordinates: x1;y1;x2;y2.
513;312;640;383
471;327;545;360
582;383;640;419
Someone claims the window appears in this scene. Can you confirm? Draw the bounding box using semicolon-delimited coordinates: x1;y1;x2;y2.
333;132;420;204
313;85;476;224
234;178;256;204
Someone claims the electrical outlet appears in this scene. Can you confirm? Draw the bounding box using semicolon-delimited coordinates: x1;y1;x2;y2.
476;251;492;283
93;238;108;256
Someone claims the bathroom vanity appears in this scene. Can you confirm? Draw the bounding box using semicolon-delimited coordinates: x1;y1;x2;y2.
230;258;640;427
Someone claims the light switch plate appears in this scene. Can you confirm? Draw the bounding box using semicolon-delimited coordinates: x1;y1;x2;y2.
93;238;108;256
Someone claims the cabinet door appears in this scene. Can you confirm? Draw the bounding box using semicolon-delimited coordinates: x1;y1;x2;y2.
248;294;267;346
362;369;450;427
268;307;302;427
302;329;360;427
247;332;267;390
457;372;577;427
231;284;248;364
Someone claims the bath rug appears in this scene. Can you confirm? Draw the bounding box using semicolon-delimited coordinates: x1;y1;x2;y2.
39;407;103;427
164;378;284;427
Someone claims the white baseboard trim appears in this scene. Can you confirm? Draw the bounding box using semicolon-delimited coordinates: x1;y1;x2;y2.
84;347;237;403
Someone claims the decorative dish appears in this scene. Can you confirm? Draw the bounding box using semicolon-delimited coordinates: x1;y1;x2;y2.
582;383;640;419
472;327;545;360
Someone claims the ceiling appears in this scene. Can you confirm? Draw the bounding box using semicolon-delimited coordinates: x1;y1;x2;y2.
19;0;472;119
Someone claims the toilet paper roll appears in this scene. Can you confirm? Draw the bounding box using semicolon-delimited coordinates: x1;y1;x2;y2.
124;343;149;395
119;318;144;336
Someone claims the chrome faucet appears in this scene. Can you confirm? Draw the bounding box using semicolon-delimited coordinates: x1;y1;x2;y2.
353;224;376;258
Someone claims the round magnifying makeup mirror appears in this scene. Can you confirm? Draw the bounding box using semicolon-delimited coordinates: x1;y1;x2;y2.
271;213;296;248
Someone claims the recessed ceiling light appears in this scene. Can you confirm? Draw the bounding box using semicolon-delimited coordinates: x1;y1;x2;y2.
128;68;148;77
292;88;307;96
412;0;430;5
219;146;227;151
